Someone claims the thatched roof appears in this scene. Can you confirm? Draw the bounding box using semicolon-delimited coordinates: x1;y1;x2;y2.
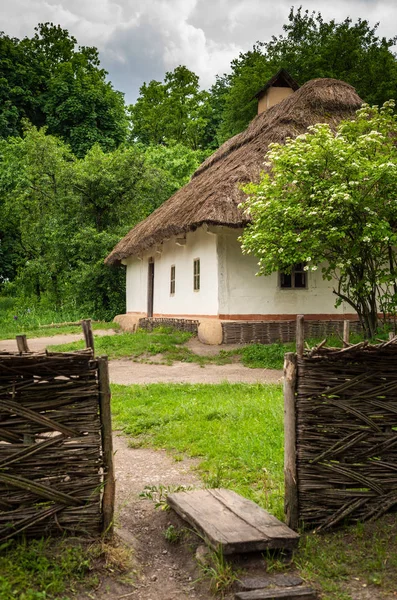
105;78;362;265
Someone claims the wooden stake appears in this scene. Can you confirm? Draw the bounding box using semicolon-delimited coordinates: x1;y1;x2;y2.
284;352;299;530
343;320;350;346
16;335;30;353
82;319;95;354
296;315;304;358
98;356;115;536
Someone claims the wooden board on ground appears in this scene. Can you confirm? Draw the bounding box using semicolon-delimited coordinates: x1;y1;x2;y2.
167;488;299;555
235;587;317;599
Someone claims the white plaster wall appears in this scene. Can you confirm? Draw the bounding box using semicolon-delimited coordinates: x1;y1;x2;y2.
217;229;349;316
125;226;219;316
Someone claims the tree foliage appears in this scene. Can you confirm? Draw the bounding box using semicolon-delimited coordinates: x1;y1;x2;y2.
241;101;397;338
217;8;397;142
0;23;127;156
0;127;192;319
129;65;217;150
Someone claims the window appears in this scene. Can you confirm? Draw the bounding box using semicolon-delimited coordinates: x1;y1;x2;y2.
193;258;200;291
170;265;175;295
280;263;307;289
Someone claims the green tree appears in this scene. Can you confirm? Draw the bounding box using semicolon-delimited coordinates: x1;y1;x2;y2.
240;101;397;338
143;142;208;196
217;9;397;142
129;65;216;150
0;23;127;156
0;126;190;318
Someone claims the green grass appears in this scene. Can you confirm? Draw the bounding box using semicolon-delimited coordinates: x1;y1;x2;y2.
0;297;118;339
0;537;134;600
49;327;193;361
0;537;95;599
111;382;284;518
289;516;397;599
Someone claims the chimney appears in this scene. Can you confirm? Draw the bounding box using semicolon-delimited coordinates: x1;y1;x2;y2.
254;69;299;115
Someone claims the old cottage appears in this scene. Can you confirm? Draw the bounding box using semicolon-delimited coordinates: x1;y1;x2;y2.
105;72;363;344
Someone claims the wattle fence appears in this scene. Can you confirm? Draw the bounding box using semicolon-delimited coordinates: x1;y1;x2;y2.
0;331;114;541
284;316;397;531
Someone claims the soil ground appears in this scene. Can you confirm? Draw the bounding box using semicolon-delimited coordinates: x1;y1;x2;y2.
81;434;295;600
0;331;284;385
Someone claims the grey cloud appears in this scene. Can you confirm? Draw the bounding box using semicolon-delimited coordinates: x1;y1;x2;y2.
1;0;396;104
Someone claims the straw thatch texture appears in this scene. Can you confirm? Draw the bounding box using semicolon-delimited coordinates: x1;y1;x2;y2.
295;340;397;531
0;350;104;540
106;78;362;265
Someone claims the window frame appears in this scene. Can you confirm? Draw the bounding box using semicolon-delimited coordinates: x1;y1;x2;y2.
170;264;176;295
193;258;200;291
279;263;307;290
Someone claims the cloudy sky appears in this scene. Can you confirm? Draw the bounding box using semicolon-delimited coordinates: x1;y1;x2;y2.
2;0;397;104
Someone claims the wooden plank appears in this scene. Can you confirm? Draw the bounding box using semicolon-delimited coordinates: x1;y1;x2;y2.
284;352;299;530
235;586;317;600
210;489;298;543
167;488;299;555
98;356;115;536
238;575;303;591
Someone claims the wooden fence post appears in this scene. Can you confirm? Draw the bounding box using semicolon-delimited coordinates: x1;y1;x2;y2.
296;315;304;358
98;356;115;536
16;335;30;353
82;319;95;354
343;321;350;346
284;352;299;530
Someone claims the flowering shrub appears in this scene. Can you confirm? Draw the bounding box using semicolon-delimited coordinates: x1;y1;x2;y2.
240;101;397;338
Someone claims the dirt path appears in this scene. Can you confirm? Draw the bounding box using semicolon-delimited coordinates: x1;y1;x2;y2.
0;330;115;353
111;434;213;600
0;333;284;385
109;360;282;384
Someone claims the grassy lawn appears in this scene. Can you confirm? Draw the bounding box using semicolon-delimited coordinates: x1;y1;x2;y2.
112;382;285;517
49;328;196;361
112;382;397;599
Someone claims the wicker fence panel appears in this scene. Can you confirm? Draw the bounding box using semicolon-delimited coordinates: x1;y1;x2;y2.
0;350;104;541
139;317;199;334
222;319;363;344
295;341;397;531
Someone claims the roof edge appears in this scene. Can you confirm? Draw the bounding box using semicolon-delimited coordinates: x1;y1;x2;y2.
105;220;249;265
